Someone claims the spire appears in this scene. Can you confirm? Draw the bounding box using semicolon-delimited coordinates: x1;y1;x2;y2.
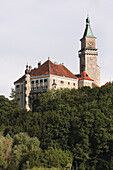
83;16;95;38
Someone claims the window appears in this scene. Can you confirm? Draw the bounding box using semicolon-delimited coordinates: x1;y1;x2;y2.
68;82;70;85
90;57;93;60
16;85;20;88
36;80;38;83
31;87;34;90
44;79;47;82
40;79;43;83
61;81;64;84
53;79;55;83
73;83;75;86
31;81;34;84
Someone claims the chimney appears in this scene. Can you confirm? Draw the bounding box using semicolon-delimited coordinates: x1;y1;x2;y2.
38;61;41;68
54;61;58;64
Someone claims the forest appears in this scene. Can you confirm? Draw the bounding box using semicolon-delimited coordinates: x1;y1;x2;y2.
0;85;113;170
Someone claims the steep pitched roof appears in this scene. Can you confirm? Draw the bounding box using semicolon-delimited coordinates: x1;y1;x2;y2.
78;71;94;81
83;16;95;38
14;75;25;84
14;59;77;84
31;59;77;79
103;82;112;86
92;82;100;87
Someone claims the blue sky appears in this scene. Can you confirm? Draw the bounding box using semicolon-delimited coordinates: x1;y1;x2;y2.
0;0;113;98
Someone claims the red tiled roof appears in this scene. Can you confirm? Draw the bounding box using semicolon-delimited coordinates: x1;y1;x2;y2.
30;60;77;79
103;82;112;86
78;71;94;81
14;59;77;84
92;82;100;87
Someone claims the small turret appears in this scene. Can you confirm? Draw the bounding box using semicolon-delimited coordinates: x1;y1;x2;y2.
25;64;31;74
24;64;31;111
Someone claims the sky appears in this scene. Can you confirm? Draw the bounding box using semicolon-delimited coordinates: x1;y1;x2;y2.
0;0;113;98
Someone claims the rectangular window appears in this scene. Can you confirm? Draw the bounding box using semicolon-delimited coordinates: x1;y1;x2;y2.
44;79;47;82
16;85;20;88
31;81;34;84
68;82;70;85
73;83;75;86
36;80;38;83
40;79;43;83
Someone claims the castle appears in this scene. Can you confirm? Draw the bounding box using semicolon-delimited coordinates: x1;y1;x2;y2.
14;16;100;111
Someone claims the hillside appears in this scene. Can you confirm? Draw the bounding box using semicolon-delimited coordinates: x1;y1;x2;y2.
0;85;113;169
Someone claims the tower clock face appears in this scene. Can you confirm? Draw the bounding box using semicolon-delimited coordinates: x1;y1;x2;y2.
88;41;93;46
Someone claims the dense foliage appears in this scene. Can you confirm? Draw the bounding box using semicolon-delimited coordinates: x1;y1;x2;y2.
0;85;113;169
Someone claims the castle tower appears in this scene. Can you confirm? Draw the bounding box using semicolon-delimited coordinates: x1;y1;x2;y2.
79;16;100;86
24;65;31;111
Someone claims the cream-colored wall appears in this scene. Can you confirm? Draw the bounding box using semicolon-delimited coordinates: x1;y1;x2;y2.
30;75;78;90
49;75;78;90
79;79;93;88
15;82;24;109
